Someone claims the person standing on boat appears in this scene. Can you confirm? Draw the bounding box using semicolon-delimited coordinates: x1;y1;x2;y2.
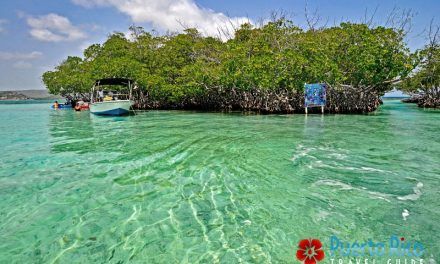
98;90;104;102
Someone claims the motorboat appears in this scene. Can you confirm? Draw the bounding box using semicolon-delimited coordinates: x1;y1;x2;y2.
90;78;135;116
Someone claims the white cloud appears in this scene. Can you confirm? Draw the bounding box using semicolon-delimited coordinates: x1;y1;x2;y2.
0;19;7;33
72;0;250;39
72;0;109;8
26;13;87;42
0;51;43;60
13;61;33;69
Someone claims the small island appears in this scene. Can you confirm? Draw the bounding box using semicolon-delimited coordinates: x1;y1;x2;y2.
42;19;440;113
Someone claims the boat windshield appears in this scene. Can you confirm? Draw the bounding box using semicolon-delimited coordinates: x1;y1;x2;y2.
93;88;130;102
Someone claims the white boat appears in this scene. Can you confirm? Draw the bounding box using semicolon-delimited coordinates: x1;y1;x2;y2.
90;100;133;115
90;78;135;116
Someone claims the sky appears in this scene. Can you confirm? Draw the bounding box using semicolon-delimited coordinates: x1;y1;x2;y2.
0;0;438;91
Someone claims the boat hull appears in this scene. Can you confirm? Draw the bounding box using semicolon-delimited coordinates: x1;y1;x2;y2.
90;100;133;116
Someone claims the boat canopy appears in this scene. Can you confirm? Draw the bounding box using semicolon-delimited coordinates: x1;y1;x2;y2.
91;78;134;103
94;78;133;86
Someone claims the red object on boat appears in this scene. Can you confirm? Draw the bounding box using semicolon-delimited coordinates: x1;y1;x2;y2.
80;103;90;110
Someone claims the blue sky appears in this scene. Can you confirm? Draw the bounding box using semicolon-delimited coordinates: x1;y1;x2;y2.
0;0;438;91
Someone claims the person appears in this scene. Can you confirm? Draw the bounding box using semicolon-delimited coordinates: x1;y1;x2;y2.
98;90;104;102
74;102;81;111
53;101;59;109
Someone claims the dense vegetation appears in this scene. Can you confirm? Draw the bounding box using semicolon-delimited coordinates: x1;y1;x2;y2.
43;19;418;113
400;25;439;108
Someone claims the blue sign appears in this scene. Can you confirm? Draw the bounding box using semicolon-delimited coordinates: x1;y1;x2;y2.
305;83;327;107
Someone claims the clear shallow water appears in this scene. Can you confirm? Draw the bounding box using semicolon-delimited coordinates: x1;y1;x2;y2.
0;100;439;263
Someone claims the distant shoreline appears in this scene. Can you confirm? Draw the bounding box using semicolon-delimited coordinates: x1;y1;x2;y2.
0;90;60;101
0;99;60;105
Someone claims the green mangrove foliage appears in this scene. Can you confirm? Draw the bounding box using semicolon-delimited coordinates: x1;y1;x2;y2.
401;33;440;108
43;20;414;112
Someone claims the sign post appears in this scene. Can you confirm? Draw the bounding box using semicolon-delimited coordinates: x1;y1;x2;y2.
304;83;327;115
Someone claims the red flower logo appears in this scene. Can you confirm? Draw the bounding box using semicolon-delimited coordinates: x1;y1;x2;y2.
296;238;325;264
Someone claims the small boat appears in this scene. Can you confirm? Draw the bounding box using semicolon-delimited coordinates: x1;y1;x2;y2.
50;103;72;109
90;78;135;116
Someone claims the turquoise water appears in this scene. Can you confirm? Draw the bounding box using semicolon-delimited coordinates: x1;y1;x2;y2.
0;100;439;263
